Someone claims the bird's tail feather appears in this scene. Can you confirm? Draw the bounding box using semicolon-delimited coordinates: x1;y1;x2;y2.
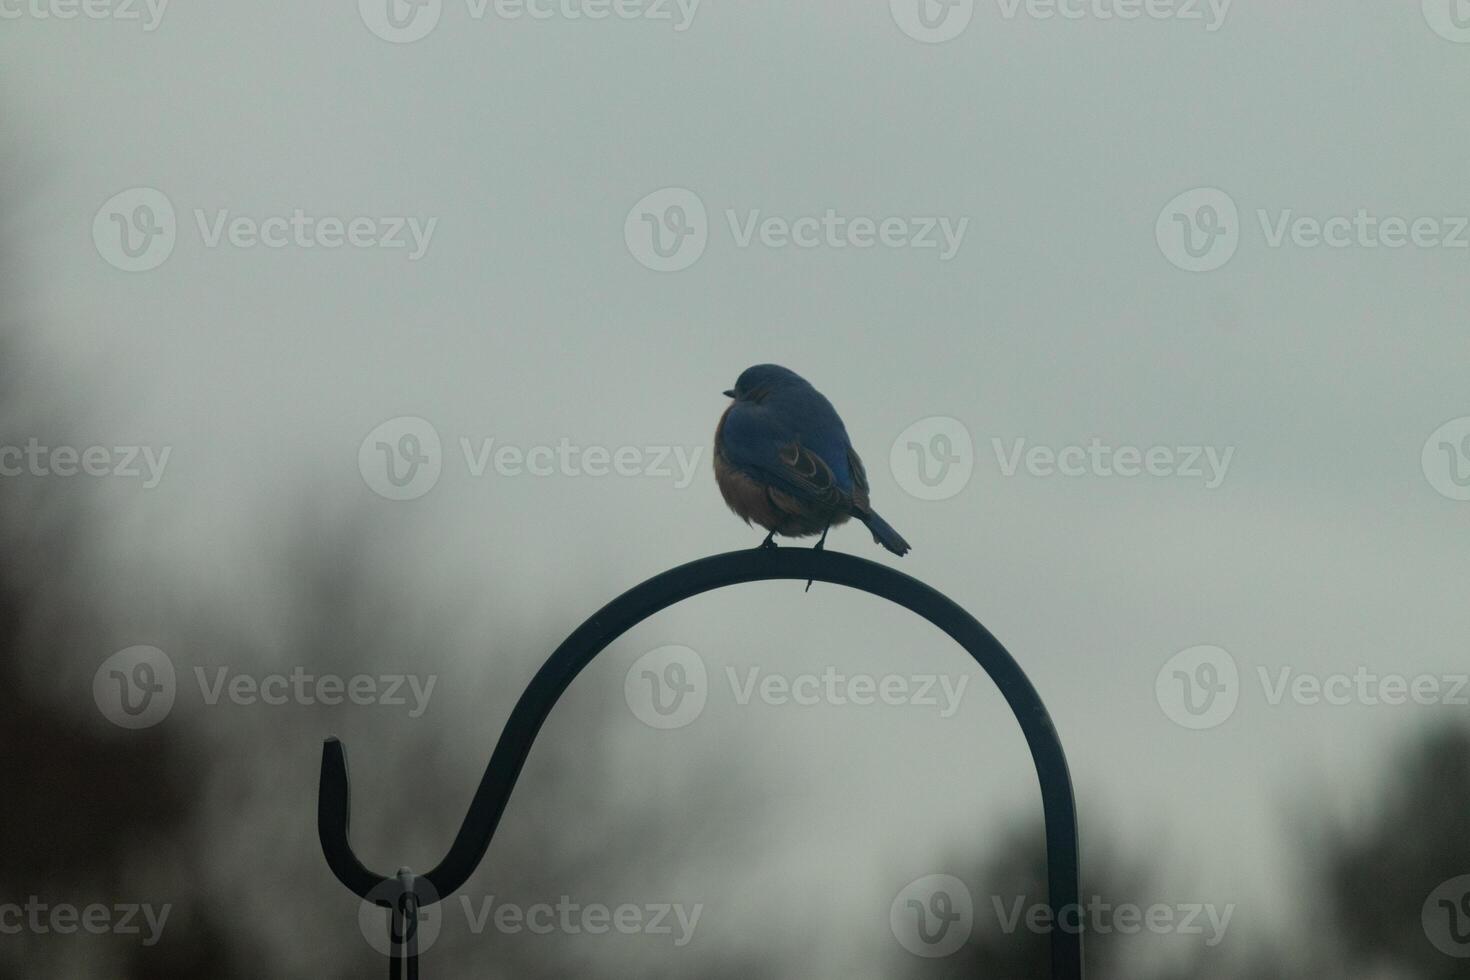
859;510;910;556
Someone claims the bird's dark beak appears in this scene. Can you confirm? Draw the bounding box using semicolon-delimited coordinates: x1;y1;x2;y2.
722;389;736;398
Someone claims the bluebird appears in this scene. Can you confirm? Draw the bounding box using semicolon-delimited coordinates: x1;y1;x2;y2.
714;365;911;572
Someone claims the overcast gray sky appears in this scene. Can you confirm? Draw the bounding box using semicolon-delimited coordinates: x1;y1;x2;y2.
4;1;1470;974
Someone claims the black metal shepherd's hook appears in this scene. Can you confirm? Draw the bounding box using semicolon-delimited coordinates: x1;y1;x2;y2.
318;548;1084;979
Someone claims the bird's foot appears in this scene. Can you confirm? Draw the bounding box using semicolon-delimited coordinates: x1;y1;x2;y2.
758;531;778;551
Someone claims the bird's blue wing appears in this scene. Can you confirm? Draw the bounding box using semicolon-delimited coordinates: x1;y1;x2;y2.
720;404;849;509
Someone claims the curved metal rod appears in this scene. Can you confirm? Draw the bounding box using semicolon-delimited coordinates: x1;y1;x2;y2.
319;547;1083;978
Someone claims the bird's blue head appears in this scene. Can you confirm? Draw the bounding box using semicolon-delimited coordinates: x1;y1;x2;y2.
723;364;809;403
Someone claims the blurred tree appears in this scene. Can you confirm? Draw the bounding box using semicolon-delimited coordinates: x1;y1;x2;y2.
891;723;1470;980
1317;724;1470;980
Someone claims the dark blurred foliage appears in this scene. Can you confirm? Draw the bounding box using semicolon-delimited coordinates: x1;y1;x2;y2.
897;824;1167;979
0;595;247;979
1317;725;1470;980
0;201;247;977
891;725;1470;978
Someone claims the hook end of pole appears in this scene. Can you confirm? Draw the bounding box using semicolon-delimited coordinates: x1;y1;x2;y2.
319;736;349;812
318;735;387;898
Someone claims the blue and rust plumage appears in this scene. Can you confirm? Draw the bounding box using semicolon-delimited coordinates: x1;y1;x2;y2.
713;364;910;557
